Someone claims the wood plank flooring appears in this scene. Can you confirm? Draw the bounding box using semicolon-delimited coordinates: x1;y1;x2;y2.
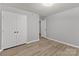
0;37;79;56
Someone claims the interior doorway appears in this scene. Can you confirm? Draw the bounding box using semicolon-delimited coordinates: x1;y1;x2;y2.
40;19;46;38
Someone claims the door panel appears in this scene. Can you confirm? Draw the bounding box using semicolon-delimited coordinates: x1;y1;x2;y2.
2;11;17;49
2;11;27;49
16;14;27;45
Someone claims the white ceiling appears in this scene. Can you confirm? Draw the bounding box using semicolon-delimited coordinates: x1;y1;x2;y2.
0;3;79;17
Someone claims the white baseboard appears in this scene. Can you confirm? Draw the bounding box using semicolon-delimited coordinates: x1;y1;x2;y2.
27;39;39;44
46;37;79;49
0;49;3;52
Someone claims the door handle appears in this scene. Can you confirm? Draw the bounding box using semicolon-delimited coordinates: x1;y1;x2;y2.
14;31;17;33
14;31;19;33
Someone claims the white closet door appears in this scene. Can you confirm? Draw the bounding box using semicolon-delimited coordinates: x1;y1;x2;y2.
16;14;27;45
2;11;17;49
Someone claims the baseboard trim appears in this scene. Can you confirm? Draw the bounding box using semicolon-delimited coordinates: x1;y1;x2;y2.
46;37;79;49
27;39;39;44
0;49;3;52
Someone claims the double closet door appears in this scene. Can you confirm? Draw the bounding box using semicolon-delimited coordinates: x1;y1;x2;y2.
2;11;27;49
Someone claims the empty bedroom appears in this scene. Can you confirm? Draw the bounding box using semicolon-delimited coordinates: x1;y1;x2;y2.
0;3;79;56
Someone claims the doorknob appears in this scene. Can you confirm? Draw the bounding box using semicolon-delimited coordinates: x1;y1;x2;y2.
14;31;17;33
14;31;19;33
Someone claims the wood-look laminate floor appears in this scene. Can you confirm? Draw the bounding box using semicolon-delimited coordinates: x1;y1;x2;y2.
0;37;79;56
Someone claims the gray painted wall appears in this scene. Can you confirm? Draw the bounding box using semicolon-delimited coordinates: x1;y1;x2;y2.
46;7;79;46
